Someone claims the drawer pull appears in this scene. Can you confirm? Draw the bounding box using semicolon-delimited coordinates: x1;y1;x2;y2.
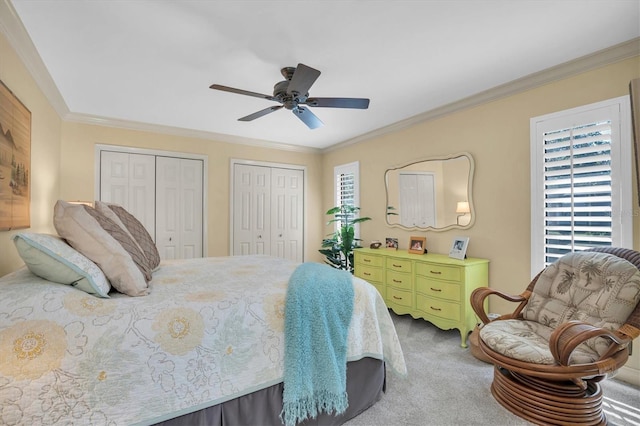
430;270;442;275
393;296;403;300
364;259;371;263
430;287;442;292
392;264;403;268
430;306;442;311
393;279;403;284
364;272;371;276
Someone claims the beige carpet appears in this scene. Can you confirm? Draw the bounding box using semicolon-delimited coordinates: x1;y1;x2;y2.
344;312;640;426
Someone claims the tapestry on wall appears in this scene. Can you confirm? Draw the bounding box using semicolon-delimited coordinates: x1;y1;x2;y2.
0;80;31;231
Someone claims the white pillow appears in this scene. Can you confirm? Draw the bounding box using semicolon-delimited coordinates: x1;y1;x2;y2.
13;233;111;298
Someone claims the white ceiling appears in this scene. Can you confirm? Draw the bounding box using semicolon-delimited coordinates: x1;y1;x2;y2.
5;0;640;150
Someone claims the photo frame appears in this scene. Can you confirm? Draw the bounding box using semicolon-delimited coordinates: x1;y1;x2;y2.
449;236;469;260
408;236;426;254
385;237;398;250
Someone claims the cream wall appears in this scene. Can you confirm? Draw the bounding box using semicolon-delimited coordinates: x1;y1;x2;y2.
322;56;640;381
0;31;61;276
59;122;324;261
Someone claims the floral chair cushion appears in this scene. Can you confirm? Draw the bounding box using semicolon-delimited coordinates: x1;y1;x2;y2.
479;319;600;364
480;251;640;365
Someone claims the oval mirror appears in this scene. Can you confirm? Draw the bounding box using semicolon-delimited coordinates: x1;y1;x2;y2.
385;152;475;231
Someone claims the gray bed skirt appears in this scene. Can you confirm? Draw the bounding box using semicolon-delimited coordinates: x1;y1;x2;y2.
154;357;386;426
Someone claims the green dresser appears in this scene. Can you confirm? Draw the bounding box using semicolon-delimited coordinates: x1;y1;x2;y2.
354;248;489;347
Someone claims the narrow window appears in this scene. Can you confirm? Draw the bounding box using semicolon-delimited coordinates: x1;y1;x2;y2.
530;96;633;273
334;161;360;233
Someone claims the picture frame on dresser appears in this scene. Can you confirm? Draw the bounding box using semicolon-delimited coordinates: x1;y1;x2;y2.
449;236;469;260
408;236;426;254
385;237;398;250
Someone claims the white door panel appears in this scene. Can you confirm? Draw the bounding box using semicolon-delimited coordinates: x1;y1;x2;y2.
156;157;203;259
98;147;206;260
232;163;303;261
399;172;436;228
179;159;203;258
100;151;155;237
233;164;271;255
270;168;304;262
100;151;130;205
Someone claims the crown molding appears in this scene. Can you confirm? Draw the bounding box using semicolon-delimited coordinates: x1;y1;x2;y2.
64;112;321;154
0;0;70;116
325;37;640;153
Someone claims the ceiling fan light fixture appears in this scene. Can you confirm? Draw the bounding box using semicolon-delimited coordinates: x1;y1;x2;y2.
210;63;369;130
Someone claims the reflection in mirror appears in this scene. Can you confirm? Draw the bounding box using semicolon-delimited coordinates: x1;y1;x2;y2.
385;152;475;231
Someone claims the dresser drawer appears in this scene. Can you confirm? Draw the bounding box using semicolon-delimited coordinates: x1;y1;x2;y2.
387;287;412;308
355;265;383;283
416;262;461;282
416;294;460;321
386;257;412;273
356;252;383;267
415;277;461;302
386;269;412;290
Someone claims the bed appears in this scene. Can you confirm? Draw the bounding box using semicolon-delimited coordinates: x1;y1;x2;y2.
1;217;406;425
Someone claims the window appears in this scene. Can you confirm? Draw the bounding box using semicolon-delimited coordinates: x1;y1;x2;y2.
530;96;633;274
334;161;360;232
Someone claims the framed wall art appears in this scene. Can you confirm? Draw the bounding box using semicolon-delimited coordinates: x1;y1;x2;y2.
0;80;31;231
449;236;469;260
408;236;426;254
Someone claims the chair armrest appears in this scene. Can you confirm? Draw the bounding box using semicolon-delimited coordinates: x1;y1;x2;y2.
549;320;631;367
470;287;529;325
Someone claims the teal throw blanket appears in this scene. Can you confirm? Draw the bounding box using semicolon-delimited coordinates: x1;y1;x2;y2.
281;262;354;426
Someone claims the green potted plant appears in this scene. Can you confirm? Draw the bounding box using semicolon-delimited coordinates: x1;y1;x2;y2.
319;205;371;273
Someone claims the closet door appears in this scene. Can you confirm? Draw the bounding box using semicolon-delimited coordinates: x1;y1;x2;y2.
156;157;204;259
99;151;156;238
270;168;304;262
398;172;436;228
232;163;271;255
232;163;304;260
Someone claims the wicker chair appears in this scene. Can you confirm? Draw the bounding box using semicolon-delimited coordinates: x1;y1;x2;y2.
470;247;640;426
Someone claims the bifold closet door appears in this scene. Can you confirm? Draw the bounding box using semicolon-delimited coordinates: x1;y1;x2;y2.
99;151;156;238
270;167;304;262
233;164;271;256
155;157;204;259
232;163;304;261
398;172;436;228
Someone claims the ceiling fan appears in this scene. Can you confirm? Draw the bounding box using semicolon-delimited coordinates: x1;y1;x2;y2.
209;63;369;129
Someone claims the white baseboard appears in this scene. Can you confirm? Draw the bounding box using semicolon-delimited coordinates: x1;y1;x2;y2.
614;365;639;387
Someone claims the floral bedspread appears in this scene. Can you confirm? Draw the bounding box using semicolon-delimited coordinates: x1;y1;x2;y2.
0;255;406;425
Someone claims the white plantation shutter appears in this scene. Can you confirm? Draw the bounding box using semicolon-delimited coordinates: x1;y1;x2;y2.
334;161;360;231
337;172;355;209
531;96;633;273
542;121;613;262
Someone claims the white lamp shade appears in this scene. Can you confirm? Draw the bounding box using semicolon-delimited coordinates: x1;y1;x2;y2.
456;201;470;214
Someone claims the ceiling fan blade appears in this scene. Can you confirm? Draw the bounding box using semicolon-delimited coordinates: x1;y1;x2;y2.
210;84;276;102
305;97;370;109
292;106;323;129
238;105;283;121
287;63;321;97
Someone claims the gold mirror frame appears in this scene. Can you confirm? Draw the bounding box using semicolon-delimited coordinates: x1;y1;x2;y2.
384;152;475;232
